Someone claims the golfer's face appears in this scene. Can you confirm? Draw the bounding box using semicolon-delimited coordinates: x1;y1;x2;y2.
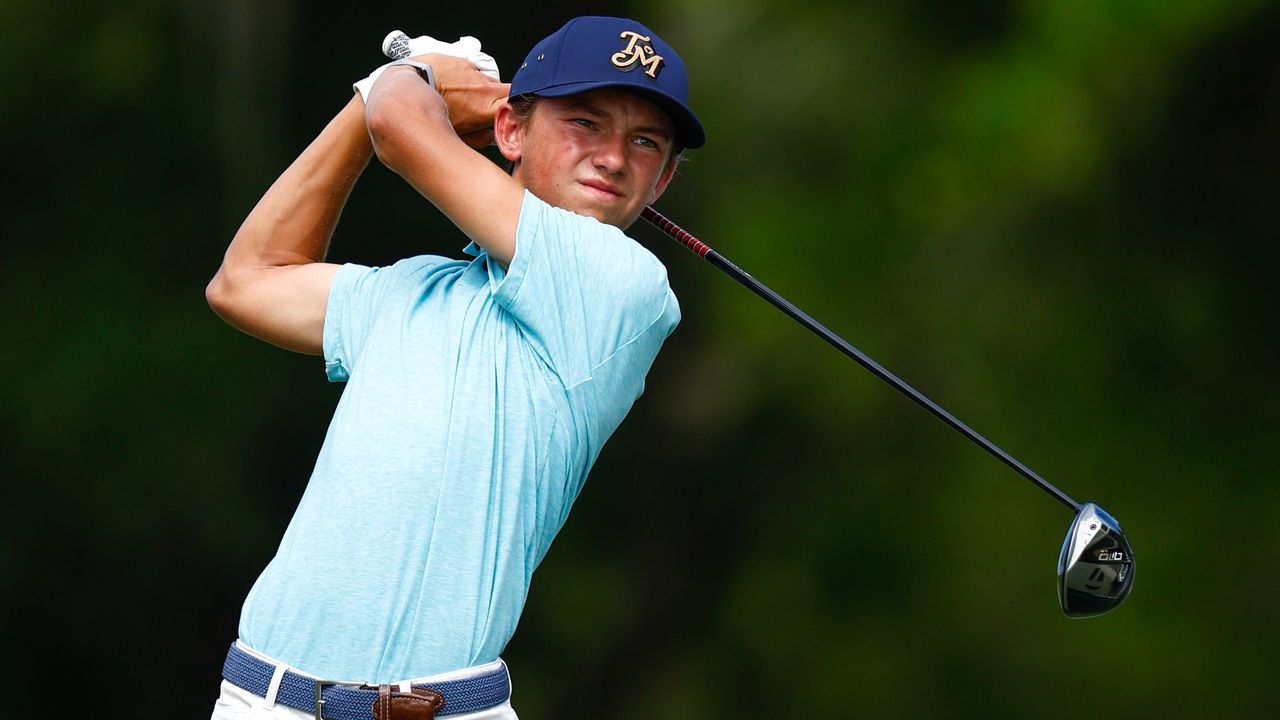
513;88;677;228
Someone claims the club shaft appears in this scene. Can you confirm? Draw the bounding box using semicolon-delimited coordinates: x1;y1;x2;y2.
641;205;1080;512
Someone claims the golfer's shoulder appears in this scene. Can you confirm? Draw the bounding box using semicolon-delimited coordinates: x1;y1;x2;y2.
364;254;469;282
330;254;469;306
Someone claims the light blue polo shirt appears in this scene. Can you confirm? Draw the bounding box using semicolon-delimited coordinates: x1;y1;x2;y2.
237;191;680;682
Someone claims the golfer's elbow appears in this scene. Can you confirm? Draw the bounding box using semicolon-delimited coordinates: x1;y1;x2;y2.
205;263;244;321
206;235;260;322
367;93;443;174
366;100;411;171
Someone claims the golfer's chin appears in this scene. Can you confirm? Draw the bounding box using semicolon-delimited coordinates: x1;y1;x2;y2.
569;193;642;229
534;183;641;229
582;206;641;229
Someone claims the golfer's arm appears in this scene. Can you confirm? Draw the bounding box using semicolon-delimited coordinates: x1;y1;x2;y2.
206;95;372;355
365;67;523;265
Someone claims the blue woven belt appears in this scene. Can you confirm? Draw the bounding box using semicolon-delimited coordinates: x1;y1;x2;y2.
221;642;510;719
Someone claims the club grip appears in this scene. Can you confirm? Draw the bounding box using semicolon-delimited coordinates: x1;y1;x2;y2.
383;31;411;60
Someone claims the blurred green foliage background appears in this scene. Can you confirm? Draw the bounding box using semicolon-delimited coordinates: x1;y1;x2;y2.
2;0;1277;717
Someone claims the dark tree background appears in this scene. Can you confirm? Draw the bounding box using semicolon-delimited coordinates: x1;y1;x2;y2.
3;0;1277;717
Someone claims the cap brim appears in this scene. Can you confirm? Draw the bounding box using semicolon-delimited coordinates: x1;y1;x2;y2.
521;81;706;150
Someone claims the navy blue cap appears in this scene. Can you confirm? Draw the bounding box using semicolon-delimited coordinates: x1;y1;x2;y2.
510;16;705;149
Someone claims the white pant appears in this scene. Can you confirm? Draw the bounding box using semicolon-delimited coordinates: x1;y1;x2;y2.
210;643;519;720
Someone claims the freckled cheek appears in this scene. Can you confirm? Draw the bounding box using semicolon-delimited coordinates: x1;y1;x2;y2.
544;125;589;153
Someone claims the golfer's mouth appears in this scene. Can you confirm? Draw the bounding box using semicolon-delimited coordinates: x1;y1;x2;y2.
580;179;624;199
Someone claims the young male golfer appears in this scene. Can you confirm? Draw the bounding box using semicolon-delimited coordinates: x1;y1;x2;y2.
206;16;705;720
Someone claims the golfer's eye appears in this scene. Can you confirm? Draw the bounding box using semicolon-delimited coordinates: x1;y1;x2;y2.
634;136;660;150
572;118;597;130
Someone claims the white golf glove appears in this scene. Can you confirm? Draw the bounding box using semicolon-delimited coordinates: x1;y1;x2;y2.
354;32;501;102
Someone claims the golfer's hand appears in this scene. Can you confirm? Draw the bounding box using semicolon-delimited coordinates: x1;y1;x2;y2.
413;53;510;148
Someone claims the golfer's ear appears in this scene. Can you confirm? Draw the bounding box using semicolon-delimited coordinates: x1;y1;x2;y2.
495;104;523;164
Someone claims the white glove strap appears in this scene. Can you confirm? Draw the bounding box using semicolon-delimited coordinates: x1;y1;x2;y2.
385;59;436;90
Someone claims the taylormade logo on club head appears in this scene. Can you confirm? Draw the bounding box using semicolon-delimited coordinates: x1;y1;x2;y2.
1057;503;1135;618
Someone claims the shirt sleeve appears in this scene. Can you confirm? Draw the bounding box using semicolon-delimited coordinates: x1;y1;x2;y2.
484;190;680;388
322;257;455;382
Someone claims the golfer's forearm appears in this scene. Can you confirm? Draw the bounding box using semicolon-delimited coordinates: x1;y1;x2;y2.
218;95;372;276
366;68;520;265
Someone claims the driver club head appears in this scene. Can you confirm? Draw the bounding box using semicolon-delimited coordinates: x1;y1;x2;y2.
1057;503;1135;618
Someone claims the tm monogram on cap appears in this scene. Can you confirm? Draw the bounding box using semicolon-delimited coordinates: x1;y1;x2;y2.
610;30;664;78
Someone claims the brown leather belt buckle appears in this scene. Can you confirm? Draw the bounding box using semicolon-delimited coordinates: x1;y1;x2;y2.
370;683;445;720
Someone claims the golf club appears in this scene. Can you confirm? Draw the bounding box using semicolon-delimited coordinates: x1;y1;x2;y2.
640;205;1134;618
381;31;1134;617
